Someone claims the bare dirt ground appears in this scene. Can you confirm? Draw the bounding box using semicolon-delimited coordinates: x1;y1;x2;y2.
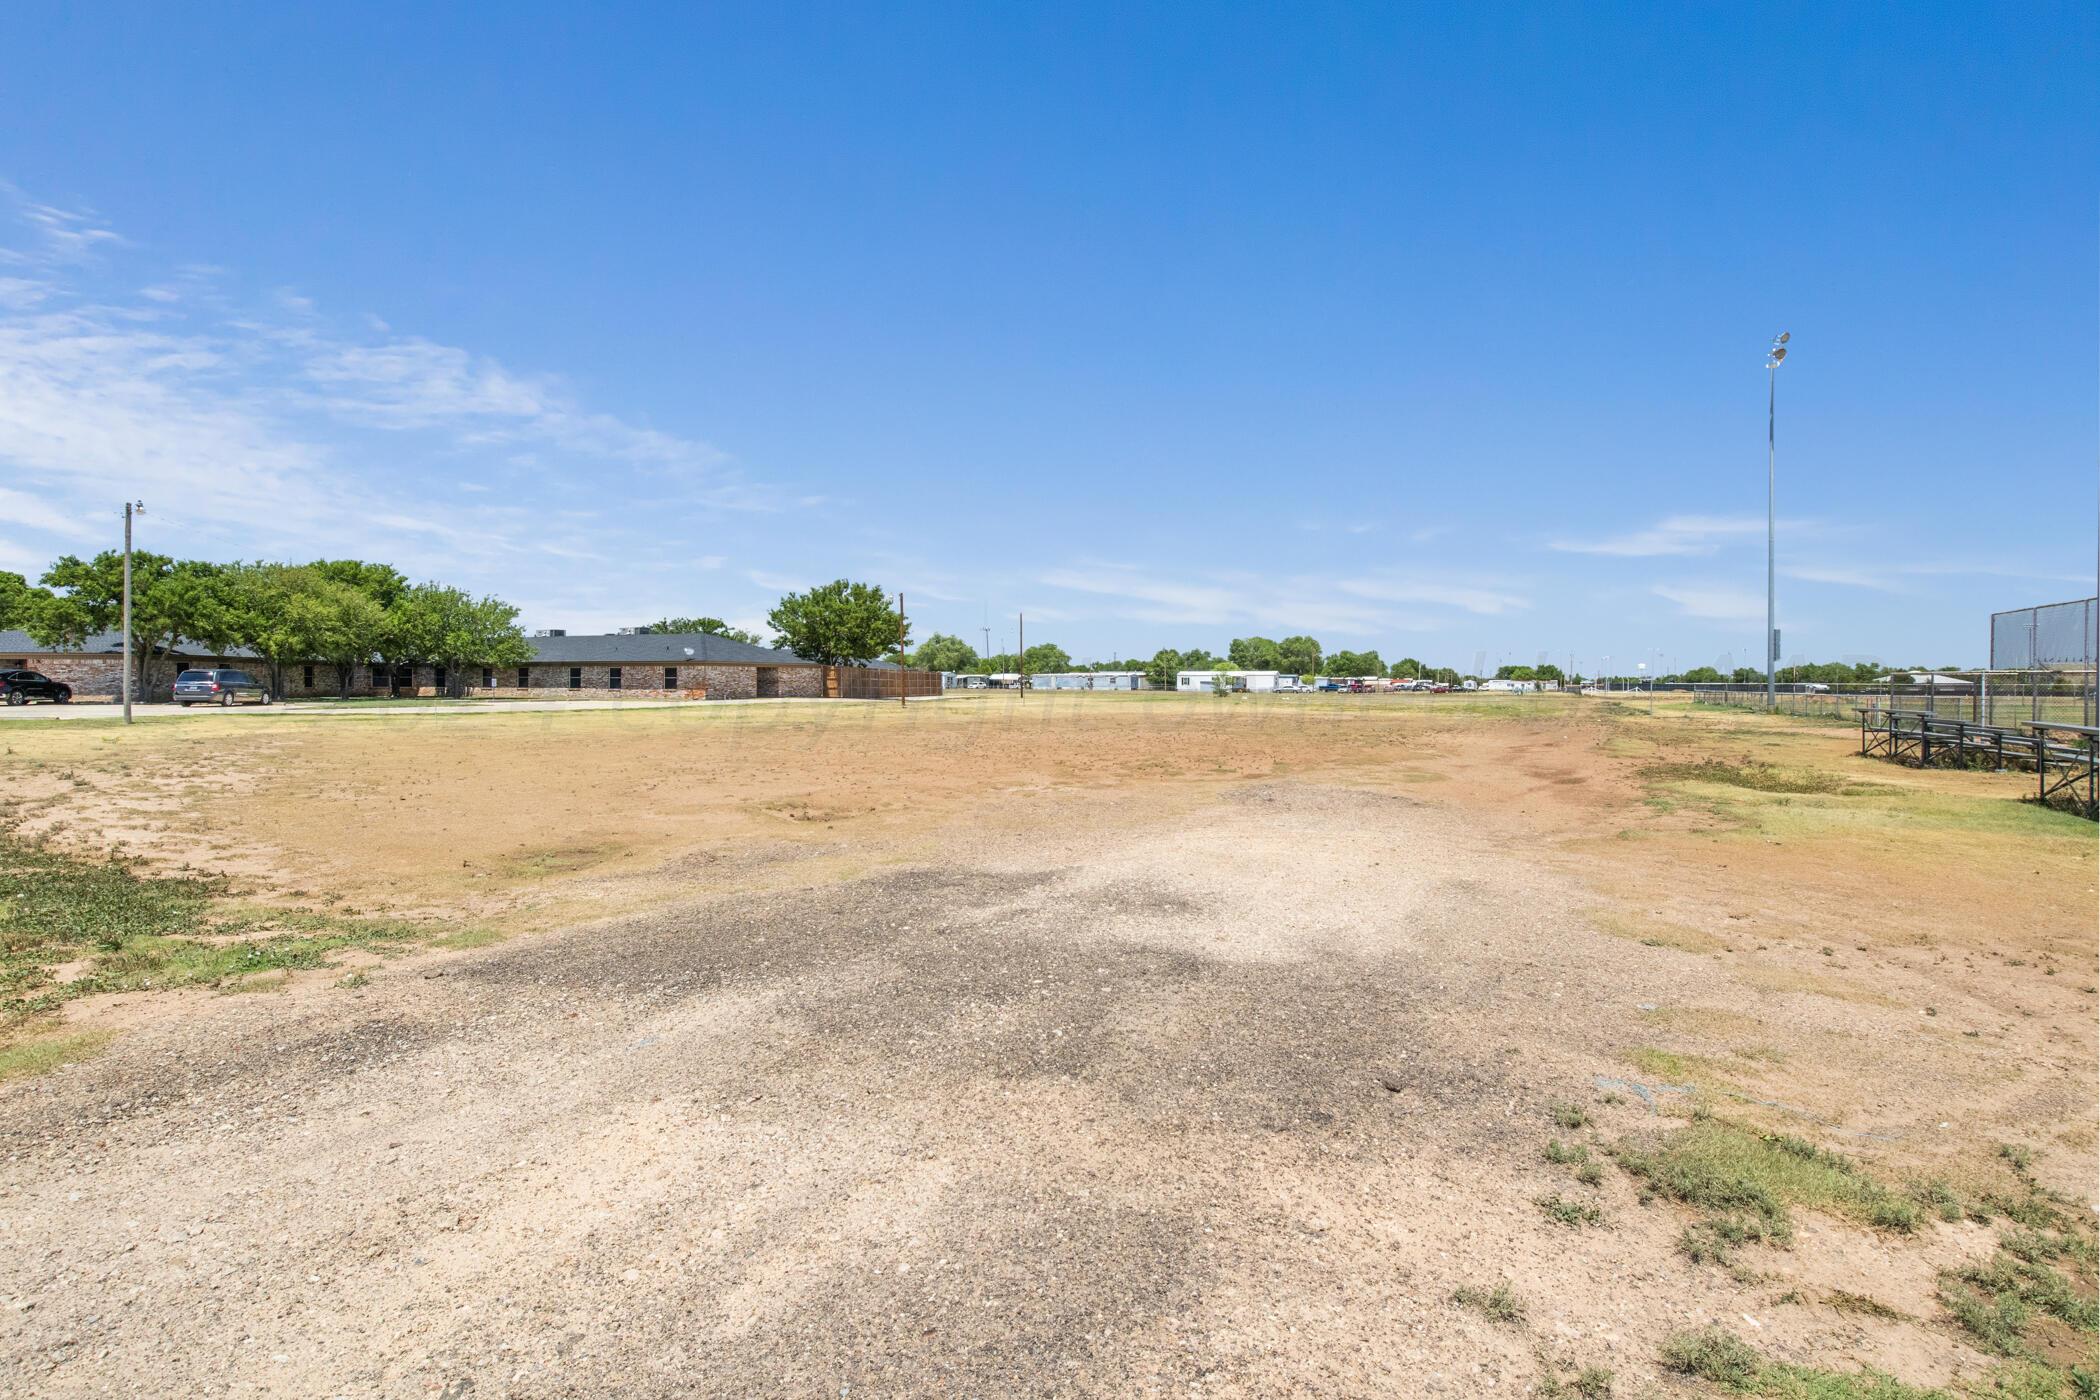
0;693;2092;1396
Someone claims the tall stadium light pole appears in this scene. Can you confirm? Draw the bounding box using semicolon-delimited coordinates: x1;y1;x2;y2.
121;501;145;725
1765;333;1789;709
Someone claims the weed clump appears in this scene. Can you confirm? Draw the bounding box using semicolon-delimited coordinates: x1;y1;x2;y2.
1451;1281;1524;1324
1611;1118;1918;1254
1537;1193;1604;1228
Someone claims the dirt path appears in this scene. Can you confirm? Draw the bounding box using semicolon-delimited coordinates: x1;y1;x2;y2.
1;698;2090;1395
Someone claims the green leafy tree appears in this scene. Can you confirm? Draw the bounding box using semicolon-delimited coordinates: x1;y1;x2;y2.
1495;664;1539;681
651;615;761;644
1228;636;1282;671
1178;647;1220;670
1023;642;1071;674
303;579;389;698
1328;649;1383;678
33;553;228;697
1680;666;1723;683
0;571;43;631
1277;635;1322;678
1390;657;1423;679
390;583;531;696
216;563;320;697
765;579;905;666
311;560;408;609
1144;648;1181;689
911;633;979;674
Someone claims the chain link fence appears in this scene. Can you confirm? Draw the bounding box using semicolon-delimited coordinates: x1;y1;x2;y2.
1692;671;2097;727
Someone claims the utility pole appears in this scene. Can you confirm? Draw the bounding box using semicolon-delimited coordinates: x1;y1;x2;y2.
1766;332;1789;710
1018;612;1025;697
121;500;144;725
897;592;907;707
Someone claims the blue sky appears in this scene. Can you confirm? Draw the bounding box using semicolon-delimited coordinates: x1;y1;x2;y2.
1;3;2092;671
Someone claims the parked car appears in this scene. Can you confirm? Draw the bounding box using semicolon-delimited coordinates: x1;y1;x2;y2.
0;669;71;705
173;668;272;706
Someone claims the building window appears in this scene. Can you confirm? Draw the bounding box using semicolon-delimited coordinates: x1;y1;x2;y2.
663;666;678;690
569;667;582;689
434;665;448;692
302;665;314;689
482;667;494;688
609;666;622;690
517;667;530;688
372;664;385;688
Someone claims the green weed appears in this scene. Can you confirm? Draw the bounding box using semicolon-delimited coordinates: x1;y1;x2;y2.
1451;1281;1524;1324
1537;1193;1604;1228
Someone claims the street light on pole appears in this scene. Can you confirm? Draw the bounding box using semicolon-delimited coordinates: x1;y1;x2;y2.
121;501;145;726
1765;333;1789;710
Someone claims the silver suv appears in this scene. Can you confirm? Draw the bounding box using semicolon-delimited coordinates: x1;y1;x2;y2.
173;669;272;707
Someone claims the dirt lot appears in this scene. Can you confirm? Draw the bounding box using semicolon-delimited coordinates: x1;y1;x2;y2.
1;693;2093;1396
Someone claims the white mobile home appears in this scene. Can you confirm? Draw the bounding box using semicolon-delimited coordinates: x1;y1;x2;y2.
1176;669;1283;693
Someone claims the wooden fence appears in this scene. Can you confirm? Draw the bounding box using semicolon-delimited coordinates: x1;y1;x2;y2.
824;666;943;699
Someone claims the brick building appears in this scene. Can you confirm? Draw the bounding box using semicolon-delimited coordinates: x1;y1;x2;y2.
0;628;925;703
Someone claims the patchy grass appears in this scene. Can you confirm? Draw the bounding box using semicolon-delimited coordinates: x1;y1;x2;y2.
1537;1193;1605;1228
1645;759;1862;796
1538;1365;1614;1397
1658;1328;1962;1397
1;831;222;949
1612;1116;1919;1251
1550;1102;1591;1130
1450;1280;1524;1324
0;831;439;1029
0;1028;114;1082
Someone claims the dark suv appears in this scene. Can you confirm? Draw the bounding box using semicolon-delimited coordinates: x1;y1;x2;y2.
0;670;71;705
173;669;272;707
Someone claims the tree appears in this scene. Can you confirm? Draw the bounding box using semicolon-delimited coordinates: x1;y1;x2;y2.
1390;657;1423;679
651;615;761;645
311;560;408;609
1228;636;1282;671
765;580;904;666
0;571;41;631
34;552;227;697
302;578;390;698
217;563;319;697
1144;648;1181;689
1535;663;1565;683
1495;664;1538;681
1277;635;1322;678
1681;666;1723;683
911;633;979;674
391;583;531;696
1328;649;1383;678
1023;642;1071;675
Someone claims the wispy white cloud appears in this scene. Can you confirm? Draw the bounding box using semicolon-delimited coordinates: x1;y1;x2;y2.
1783;564;1896;590
1034;558;1495;637
1652;582;1766;621
1552;514;1767;557
1335;576;1528;615
0;185;781;593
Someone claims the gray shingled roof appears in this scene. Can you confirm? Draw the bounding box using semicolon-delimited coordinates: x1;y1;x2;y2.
524;632;812;665
0;630;256;658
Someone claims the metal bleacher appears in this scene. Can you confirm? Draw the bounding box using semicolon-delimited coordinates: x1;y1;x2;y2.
1857;709;2097;817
